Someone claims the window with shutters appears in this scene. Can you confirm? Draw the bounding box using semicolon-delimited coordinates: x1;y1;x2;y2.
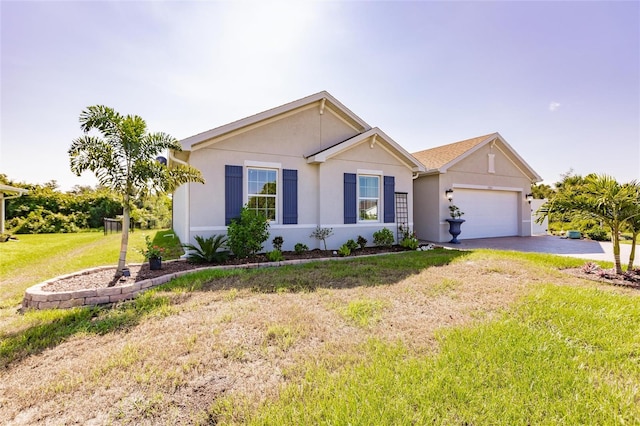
358;175;380;221
247;168;277;222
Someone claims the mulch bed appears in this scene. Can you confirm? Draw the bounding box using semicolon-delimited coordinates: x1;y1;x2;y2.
42;246;410;293
562;268;640;290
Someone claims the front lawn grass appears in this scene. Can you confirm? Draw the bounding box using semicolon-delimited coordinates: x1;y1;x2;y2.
213;284;640;425
0;230;183;311
2;239;638;424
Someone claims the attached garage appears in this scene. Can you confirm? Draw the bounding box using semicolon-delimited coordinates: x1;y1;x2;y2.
412;133;542;243
453;188;518;239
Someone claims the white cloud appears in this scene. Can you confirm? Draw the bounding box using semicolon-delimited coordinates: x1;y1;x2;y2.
549;101;561;112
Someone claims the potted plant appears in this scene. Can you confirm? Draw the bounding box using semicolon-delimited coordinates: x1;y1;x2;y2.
446;205;465;244
139;235;165;270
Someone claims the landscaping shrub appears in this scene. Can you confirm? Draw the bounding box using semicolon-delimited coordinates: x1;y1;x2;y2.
399;226;419;250
182;234;228;264
586;228;609;241
226;207;270;258
373;228;394;247
267;250;284;262
357;235;368;249
272;236;284;251
337;244;352;257
345;239;359;252
311;226;334;250
294;243;308;254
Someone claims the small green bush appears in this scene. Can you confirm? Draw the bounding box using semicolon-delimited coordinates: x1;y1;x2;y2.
272;236;284;251
294;243;308;254
399;226;419;250
226;206;270;258
586;228;609;241
337;244;351;257
373;228;394;247
266;250;284;262
357;235;368;249
182;234;228;264
345;239;358;251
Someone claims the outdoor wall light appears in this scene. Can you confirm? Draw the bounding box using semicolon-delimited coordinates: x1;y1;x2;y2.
445;189;454;202
526;193;534;204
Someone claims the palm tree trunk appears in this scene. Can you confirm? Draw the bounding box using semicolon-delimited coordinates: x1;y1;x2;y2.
612;225;623;274
628;232;638;270
115;194;130;278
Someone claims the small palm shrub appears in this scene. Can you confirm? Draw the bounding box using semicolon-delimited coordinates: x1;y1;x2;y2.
266;250;284;262
182;234;228;264
373;228;394;247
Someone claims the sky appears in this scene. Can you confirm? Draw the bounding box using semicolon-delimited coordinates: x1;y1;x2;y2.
1;0;639;191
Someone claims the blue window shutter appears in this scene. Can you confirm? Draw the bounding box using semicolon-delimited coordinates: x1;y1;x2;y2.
384;176;395;223
225;165;243;225
282;169;298;224
344;173;357;224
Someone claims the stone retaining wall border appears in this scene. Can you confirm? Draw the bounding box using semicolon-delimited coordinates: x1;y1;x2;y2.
22;251;415;311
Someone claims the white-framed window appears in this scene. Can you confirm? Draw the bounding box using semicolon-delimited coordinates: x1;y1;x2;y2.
247;167;277;222
358;175;380;221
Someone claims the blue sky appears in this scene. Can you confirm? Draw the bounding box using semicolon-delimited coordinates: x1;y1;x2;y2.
1;0;638;191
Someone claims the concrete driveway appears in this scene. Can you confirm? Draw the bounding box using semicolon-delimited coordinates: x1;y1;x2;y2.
433;235;633;264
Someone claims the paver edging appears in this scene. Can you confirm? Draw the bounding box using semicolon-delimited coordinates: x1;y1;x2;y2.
22;250;418;311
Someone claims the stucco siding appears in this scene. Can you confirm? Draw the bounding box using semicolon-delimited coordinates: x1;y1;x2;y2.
413;175;441;242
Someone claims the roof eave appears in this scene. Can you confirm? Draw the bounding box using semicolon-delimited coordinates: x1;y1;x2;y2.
306;128;425;173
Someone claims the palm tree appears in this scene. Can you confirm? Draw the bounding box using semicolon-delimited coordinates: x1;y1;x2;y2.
540;174;637;274
69;105;204;278
621;181;640;270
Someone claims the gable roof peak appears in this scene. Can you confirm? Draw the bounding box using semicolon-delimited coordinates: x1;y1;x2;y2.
180;91;371;150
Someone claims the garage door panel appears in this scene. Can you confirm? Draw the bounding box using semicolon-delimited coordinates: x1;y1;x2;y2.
455;189;518;239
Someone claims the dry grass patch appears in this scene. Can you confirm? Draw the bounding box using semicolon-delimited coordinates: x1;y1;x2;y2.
0;250;599;424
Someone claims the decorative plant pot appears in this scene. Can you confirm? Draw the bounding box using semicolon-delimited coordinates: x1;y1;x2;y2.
446;219;465;244
149;257;162;270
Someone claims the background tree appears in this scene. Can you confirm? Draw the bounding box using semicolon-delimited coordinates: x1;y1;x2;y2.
69;105;204;277
539;174;637;274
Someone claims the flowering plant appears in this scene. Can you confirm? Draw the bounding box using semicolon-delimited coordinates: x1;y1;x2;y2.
139;235;165;260
448;205;465;219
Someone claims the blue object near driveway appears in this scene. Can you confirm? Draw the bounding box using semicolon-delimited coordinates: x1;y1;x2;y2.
566;230;581;239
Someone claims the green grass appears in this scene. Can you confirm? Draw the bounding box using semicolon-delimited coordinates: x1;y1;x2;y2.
0;268;240;367
339;298;384;327
209;284;640;425
0;229;183;307
242;249;467;293
0;290;172;368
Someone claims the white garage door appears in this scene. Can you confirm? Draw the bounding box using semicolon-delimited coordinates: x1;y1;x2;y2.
454;189;519;239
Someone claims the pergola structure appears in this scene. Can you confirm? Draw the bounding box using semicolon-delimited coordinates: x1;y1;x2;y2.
0;184;28;234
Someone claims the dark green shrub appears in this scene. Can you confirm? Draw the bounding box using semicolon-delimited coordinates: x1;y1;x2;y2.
226;206;270;258
373;228;394;247
294;243;308;254
586;228;609;241
345;239;358;251
357;235;368;249
272;236;284;251
182;234;229;264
